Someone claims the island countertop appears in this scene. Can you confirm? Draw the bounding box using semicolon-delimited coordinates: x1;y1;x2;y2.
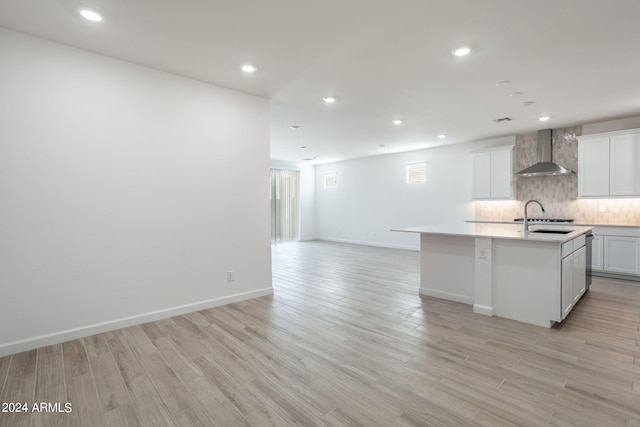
393;222;593;243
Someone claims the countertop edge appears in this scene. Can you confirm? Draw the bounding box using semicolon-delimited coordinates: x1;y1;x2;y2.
393;223;593;243
466;219;640;228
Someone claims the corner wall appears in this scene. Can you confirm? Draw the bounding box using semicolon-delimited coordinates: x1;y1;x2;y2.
0;28;272;356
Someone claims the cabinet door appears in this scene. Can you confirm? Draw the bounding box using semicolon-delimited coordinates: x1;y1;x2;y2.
491;148;513;199
604;236;640;274
573;247;586;303
589;235;604;271
610;132;640;196
561;255;573;319
472;152;491;199
578;137;610;197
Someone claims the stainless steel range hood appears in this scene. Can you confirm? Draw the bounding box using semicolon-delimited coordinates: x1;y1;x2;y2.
516;129;575;176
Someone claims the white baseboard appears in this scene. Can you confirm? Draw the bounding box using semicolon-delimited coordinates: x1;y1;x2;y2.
0;287;273;358
473;304;494;316
419;288;474;305
315;237;419;251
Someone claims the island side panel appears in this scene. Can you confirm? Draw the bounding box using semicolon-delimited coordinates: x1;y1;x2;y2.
473;237;494;316
419;233;474;304
492;239;562;328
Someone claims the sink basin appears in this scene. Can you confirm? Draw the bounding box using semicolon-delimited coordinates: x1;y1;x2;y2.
529;229;573;234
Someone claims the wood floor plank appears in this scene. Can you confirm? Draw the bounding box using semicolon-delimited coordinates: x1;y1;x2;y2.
88;351;131;413
0;354;10;392
127;374;177;427
183;376;254;427
0;373;35;427
190;355;263;417
62;340;90;379
137;354;192;415
34;350;65;404
65;373;103;427
151;337;203;382
245;406;291;427
6;350;37;379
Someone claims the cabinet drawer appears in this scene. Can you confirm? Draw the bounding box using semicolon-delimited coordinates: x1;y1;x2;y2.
562;234;587;258
573;234;586;251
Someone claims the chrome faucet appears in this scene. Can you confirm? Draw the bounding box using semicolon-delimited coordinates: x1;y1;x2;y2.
523;199;545;232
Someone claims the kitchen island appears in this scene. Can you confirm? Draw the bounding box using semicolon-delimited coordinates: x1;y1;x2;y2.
394;223;593;327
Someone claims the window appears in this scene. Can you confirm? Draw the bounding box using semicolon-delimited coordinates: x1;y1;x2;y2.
324;172;338;189
406;162;427;184
270;169;300;242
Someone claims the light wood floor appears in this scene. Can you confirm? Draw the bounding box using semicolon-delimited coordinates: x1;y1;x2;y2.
1;241;640;427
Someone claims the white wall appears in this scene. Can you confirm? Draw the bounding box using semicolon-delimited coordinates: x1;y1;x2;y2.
0;28;272;356
270;160;316;240
315;136;516;250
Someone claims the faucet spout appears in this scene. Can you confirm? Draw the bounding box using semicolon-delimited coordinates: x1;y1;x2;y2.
523;199;545;233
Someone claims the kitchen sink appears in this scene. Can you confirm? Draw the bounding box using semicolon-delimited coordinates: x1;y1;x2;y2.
529;229;573;234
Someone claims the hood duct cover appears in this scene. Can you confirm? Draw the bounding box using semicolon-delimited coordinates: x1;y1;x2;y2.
516;129;575;176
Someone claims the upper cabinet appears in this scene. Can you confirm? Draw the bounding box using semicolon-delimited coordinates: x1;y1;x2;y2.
577;136;610;197
610;133;640;196
578;129;640;197
471;145;514;200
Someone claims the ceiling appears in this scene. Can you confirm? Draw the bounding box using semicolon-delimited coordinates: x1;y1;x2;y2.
1;0;639;164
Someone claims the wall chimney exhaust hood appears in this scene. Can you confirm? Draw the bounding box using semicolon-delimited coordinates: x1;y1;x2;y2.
516;129;575;177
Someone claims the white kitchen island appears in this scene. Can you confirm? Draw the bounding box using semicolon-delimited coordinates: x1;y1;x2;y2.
394;223;593;327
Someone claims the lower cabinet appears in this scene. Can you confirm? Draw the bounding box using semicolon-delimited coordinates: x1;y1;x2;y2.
603;236;640;275
589;235;604;271
562;246;586;320
588;227;640;278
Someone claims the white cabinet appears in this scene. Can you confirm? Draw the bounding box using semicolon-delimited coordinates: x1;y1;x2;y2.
578;137;610;197
578;129;640;197
472;151;492;198
610;133;640;196
589;235;604;271
590;226;640;278
472;146;514;200
561;239;587;320
603;236;640;275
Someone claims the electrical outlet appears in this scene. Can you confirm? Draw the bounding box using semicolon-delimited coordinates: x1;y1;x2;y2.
226;271;234;282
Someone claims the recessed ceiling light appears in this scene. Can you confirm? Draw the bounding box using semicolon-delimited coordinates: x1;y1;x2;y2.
80;9;103;22
495;80;511;86
452;47;470;57
300;146;307;149
392;119;403;125
290;125;301;130
522;101;535;107
437;133;447;139
241;64;257;73
323;97;336;103
539;116;550;121
379;144;386;147
510;91;524;97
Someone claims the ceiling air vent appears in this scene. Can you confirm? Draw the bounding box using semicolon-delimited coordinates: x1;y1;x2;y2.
493;117;512;123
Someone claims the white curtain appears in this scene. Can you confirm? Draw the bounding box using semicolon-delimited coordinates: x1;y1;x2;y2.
270;169;300;242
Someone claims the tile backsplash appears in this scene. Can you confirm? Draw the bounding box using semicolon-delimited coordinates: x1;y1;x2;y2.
474;125;640;225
